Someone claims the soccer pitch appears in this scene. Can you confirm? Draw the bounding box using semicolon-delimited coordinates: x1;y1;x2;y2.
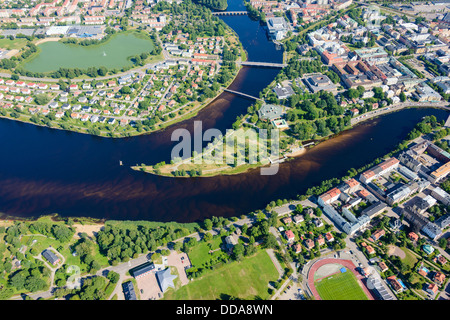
315;268;369;300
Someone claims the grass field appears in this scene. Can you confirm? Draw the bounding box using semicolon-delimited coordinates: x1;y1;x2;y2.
188;237;227;268
162;250;279;300
400;247;418;268
315;269;369;300
0;37;28;50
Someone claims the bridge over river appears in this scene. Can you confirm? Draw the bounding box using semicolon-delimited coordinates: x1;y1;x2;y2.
212;11;248;16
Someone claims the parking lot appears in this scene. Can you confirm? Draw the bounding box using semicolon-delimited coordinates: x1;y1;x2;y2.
167;251;191;286
136;273;162;300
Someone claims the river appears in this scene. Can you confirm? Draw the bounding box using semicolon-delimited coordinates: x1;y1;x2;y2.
0;0;448;223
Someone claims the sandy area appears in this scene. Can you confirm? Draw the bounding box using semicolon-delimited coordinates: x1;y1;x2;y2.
314;263;343;280
73;223;104;240
285;147;306;157
387;245;406;259
34;37;61;45
0;220;13;228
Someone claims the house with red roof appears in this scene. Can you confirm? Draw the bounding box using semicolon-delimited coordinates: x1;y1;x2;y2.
316;235;325;246
371;229;385;241
434;272;446;286
325;232;334;242
366;245;376;255
387;276;403;293
304;238;314;250
293;243;302;254
408;232;419;242
285;230;295;243
282;216;292;225
427;283;439;295
318;187;341;206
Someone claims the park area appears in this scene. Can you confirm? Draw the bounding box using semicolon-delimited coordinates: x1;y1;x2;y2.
162;250;279;300
315;268;369;300
187;236;228;268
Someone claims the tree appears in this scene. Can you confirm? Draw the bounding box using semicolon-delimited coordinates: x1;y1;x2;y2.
263;234;278;249
203;219;213;231
439;237;448;249
203;232;213;242
34;94;51;105
232;243;245;260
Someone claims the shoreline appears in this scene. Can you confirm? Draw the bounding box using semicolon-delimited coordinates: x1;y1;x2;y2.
131;102;450;179
0;28;244;139
0;61;243;139
34;37;62;46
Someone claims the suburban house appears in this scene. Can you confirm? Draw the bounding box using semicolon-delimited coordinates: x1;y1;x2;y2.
387;276;404;293
285;230;295;243
408;232;419;241
371;229;386;241
42;249;60;266
282;216;293;225
366;245;376;255
122;281;137;300
378;261;389;273
325;232;334;242
427;283;439;295
434;272;446;286
304;238;314;250
293;214;304;224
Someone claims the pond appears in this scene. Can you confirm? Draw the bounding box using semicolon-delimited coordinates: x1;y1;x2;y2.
22;32;155;73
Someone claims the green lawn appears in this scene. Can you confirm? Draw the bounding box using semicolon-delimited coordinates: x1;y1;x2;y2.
315;268;369;300
162;250;279;300
188;237;227;268
0;38;28;50
400;247;419;268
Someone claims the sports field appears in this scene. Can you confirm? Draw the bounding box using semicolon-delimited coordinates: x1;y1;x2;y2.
314;268;369;300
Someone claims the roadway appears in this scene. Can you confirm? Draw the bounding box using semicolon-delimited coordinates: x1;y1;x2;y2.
350;101;450;126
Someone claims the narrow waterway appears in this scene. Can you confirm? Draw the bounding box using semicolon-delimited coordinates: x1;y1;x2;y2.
0;1;447;223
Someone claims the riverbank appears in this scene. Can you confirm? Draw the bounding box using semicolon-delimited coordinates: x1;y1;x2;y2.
132;101;450;178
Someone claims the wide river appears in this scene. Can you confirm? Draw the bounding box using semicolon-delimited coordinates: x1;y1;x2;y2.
0;0;448;223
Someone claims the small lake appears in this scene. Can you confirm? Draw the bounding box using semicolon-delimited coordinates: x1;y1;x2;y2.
22;32;155;73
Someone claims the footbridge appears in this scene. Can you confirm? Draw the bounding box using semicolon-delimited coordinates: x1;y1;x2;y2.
238;61;287;68
224;89;263;101
212;11;248;16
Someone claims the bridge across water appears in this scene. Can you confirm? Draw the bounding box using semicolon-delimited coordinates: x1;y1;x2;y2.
239;61;287;68
212;11;248;16
224;89;263;101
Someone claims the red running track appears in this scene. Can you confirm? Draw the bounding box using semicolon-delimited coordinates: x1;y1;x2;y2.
307;258;375;300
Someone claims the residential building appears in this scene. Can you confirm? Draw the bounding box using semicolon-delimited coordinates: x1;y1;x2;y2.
371;229;385;241
122;281;137;300
434;272;446;286
421;222;442;240
42;249;60;266
285;230;295;243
